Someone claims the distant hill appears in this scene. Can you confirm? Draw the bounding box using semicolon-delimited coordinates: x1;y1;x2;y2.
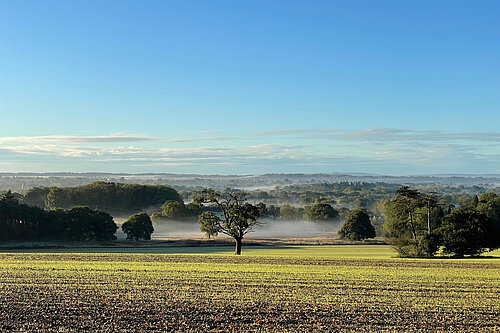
1;172;499;194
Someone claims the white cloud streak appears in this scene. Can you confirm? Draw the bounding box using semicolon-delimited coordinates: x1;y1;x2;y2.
0;134;234;144
251;128;342;136
0;129;498;173
303;128;500;142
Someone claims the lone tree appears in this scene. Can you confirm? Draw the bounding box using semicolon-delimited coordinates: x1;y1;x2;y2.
195;189;261;255
338;209;375;241
122;212;154;241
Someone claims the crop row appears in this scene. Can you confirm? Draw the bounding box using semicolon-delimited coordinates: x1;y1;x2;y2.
0;253;498;332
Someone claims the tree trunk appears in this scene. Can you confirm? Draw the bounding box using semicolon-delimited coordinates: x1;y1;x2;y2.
406;202;420;256
426;199;434;258
406;203;417;242
235;237;242;255
427;200;432;236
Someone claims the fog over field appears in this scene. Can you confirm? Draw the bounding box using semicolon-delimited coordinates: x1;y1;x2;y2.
114;217;343;240
147;219;342;239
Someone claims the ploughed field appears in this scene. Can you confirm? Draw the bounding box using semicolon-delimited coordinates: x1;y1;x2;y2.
0;246;499;332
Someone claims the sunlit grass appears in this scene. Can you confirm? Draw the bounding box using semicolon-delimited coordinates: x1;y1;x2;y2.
5;244;499;260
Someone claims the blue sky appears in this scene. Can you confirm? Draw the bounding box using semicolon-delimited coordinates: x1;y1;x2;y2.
0;1;499;175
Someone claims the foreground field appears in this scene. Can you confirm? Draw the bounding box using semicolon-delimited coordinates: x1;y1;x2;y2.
0;246;499;332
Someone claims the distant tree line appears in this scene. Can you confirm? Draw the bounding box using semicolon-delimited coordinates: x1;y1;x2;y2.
24;182;181;212
0;191;117;242
3;181;499;258
20;180;499;238
152;199;341;224
178;181;498;235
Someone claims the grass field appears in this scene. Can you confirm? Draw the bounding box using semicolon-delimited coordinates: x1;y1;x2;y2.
1;245;499;332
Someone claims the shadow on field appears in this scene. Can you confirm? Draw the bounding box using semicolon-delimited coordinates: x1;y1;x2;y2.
0;239;303;254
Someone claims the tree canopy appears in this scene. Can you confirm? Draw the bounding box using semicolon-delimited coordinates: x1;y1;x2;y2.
152;200;201;221
0;193;117;242
383;186;499;258
437;207;496;257
44;182;181;212
304;203;339;222
121;212;154;241
64;207;117;241
338;209;375;241
476;193;500;249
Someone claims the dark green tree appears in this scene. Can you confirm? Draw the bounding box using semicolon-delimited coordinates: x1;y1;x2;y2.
437;207;496;257
470;195;479;207
256;202;268;217
196;189;261;255
45;182;181;212
122;212;154;241
0;194;117;242
304;203;339;222
0;190;24;203
0;191;42;241
338;209;375;241
46;209;70;240
395;186;421;243
422;192;442;257
476;192;500;248
65;207;117;241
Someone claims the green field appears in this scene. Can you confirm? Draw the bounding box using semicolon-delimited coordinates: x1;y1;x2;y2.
1;245;499;332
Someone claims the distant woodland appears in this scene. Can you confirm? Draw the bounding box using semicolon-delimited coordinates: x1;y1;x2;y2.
1;175;499;257
24;182;181;213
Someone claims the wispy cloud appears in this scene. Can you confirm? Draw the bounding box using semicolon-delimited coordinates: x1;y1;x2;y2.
0;134;235;144
251;128;341;136
0;142;305;160
0;129;498;174
197;131;222;135
303;128;500;142
0;134;157;144
249;128;500;147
